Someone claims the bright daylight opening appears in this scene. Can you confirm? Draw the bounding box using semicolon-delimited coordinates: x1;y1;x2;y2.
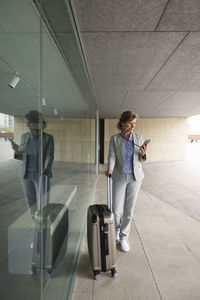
187;114;200;162
0;112;14;161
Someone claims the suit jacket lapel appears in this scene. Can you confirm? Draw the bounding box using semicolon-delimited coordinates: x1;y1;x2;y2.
133;132;138;161
117;133;124;159
133;132;137;144
25;132;30;143
24;132;30;152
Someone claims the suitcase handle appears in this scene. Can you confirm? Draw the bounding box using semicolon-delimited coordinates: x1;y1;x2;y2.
44;175;48;208
104;233;109;255
107;175;112;212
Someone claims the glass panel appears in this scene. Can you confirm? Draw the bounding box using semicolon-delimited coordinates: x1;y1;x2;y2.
0;1;97;299
40;1;97;298
0;0;42;299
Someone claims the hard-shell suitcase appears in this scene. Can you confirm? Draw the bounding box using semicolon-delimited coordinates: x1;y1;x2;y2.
30;176;68;277
87;176;118;280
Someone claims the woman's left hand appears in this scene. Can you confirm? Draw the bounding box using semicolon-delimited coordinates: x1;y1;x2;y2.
140;144;147;156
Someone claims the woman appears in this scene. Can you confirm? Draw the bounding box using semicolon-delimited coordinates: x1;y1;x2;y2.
11;110;54;220
106;111;147;252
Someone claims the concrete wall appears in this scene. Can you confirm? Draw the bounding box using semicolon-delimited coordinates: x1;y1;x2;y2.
14;117;95;164
104;118;188;163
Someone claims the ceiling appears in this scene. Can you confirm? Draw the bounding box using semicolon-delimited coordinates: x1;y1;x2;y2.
1;0;200;120
73;0;200;118
0;0;96;118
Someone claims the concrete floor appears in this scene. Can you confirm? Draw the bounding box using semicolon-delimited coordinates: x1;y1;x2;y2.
1;139;200;300
72;161;200;300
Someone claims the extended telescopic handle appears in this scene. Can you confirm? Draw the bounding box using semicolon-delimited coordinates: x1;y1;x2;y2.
107;174;112;212
44;174;48;208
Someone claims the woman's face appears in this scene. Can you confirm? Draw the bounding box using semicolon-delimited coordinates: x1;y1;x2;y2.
123;118;136;133
25;118;39;133
25;118;31;129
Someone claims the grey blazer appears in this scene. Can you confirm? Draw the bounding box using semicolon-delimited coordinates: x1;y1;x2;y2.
16;132;54;179
107;132;146;182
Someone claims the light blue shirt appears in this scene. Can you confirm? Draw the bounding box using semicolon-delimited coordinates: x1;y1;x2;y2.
27;133;39;173
121;133;134;173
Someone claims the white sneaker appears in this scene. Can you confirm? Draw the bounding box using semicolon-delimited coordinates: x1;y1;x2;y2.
120;239;129;252
115;231;120;243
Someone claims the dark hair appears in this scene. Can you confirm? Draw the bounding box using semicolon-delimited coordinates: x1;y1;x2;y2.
25;110;46;128
117;111;138;130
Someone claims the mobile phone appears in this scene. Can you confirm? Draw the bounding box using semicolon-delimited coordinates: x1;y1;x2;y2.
8;138;18;149
143;139;150;145
8;137;14;143
8;138;16;145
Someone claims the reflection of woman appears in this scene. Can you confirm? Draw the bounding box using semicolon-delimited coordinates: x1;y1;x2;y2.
106;111;147;252
11;110;54;220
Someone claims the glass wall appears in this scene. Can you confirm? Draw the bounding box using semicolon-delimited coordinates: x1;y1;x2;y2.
0;1;97;299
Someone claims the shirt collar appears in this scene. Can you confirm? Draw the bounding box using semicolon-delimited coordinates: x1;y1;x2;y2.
121;132;133;141
30;132;40;140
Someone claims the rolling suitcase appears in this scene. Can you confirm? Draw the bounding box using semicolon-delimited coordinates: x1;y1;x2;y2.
87;175;118;280
30;176;68;278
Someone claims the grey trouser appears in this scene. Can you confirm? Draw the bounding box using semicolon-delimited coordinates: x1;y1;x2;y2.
21;172;50;219
112;173;141;240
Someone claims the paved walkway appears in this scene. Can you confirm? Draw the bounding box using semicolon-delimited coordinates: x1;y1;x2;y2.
72;162;200;300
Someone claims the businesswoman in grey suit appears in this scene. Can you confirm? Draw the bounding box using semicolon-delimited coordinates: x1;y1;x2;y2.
12;110;54;220
106;111;147;252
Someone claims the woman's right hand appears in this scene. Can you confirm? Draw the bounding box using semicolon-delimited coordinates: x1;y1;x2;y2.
105;170;112;177
11;142;19;152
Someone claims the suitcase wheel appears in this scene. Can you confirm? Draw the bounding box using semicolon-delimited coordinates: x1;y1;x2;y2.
46;270;53;279
111;268;119;278
29;264;37;276
94;270;102;281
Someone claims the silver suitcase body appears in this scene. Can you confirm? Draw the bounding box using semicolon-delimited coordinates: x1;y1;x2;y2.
31;203;68;277
87;176;118;279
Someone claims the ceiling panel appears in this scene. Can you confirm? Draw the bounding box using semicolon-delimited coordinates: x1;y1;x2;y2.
154;92;200;115
74;0;168;31
94;90;128;110
73;0;200;118
157;0;200;31
82;32;187;92
147;33;200;91
123;91;175;108
81;32;187;115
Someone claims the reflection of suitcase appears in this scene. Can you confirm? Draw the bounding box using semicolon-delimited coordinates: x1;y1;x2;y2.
87;176;118;280
31;203;68;278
